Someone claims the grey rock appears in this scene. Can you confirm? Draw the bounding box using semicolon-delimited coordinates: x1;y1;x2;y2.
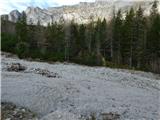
7;63;26;72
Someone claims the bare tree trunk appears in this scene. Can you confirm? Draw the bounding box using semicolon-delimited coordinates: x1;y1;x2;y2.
86;29;92;54
64;22;70;61
130;44;133;68
111;38;113;60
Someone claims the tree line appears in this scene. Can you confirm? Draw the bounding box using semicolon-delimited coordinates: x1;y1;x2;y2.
1;0;160;73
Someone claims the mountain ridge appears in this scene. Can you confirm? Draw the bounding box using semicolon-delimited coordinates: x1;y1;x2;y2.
1;0;160;26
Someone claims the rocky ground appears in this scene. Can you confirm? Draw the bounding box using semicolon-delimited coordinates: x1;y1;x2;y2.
1;102;38;120
1;52;160;120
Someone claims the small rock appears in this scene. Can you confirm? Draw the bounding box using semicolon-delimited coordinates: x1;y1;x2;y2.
112;105;116;107
7;63;26;72
13;110;17;115
101;112;120;120
21;109;26;112
19;115;23;118
32;68;61;78
112;98;115;101
5;118;11;120
57;114;62;118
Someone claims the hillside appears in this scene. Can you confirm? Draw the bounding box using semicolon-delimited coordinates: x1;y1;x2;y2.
1;52;160;120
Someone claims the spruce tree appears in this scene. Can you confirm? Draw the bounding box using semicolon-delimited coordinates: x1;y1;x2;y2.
28;21;37;50
123;8;135;67
94;19;102;65
134;6;147;69
45;22;54;52
15;11;29;57
69;20;79;58
100;18;107;57
147;0;160;72
86;20;94;54
95;19;101;55
113;10;123;65
78;24;86;54
16;11;28;42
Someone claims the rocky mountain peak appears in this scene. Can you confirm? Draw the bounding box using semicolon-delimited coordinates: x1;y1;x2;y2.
1;0;160;26
8;10;21;22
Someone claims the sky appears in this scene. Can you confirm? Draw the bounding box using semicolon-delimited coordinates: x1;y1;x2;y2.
0;0;95;14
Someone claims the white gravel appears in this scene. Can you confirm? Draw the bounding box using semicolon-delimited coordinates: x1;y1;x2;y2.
1;53;160;120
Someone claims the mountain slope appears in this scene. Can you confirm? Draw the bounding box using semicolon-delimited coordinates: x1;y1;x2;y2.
2;0;160;26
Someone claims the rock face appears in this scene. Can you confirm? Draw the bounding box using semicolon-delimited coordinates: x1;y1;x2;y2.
2;0;160;26
8;10;21;23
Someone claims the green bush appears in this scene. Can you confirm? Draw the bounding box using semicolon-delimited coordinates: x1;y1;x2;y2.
105;61;131;70
15;42;29;58
29;49;43;59
41;51;65;62
72;52;105;66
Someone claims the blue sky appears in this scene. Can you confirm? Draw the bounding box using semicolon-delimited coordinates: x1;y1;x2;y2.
0;0;95;14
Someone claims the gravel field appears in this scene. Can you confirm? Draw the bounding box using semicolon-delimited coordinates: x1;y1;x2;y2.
1;53;160;120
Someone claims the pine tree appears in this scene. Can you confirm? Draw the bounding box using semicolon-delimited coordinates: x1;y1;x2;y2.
78;24;86;54
86;20;94;54
28;20;38;50
94;18;102;65
147;0;160;72
69;20;79;58
45;22;65;58
100;18;107;57
123;8;135;67
36;20;46;55
15;11;29;58
134;6;147;69
16;11;28;42
107;9;116;61
113;10;123;65
95;19;101;55
56;23;65;54
45;22;54;52
64;22;70;61
36;20;42;48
